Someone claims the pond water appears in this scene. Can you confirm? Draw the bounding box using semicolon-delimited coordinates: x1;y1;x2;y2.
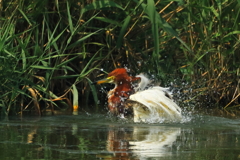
0;112;240;160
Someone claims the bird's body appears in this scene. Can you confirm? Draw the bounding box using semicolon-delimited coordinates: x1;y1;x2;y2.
102;68;140;115
97;68;182;123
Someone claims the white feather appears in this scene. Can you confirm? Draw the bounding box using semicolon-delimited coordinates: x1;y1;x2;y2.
135;73;151;91
129;75;182;123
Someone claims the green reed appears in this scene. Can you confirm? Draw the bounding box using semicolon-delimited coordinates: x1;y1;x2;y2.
0;0;239;116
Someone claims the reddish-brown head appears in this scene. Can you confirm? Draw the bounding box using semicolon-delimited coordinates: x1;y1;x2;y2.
97;68;140;115
108;68;129;81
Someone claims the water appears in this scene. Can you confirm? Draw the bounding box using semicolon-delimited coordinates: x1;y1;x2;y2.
0;113;240;160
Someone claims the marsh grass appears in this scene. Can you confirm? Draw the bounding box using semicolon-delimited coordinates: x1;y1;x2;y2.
0;0;239;116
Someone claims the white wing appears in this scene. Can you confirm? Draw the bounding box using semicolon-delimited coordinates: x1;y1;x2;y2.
135;73;151;91
129;86;182;123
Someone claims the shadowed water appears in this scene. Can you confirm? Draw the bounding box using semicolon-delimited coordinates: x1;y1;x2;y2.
0;112;240;160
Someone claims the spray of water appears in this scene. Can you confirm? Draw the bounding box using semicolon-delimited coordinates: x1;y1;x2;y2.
97;68;194;124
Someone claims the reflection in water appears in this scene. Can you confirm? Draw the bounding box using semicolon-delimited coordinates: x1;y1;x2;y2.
130;126;181;158
27;128;37;144
106;126;131;158
106;125;181;159
0;114;240;160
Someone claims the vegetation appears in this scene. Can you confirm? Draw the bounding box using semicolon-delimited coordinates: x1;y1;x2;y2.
0;0;239;116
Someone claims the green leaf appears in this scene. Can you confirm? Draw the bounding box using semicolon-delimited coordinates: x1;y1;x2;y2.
67;29;103;49
66;1;73;33
31;65;55;70
209;6;219;19
116;15;131;49
86;77;98;106
57;56;78;68
140;0;191;53
18;8;32;26
72;84;78;109
53;75;79;79
146;0;159;57
224;31;240;37
94;17;122;26
81;0;124;14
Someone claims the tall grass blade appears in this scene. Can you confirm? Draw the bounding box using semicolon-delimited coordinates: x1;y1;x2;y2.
94;17;122;26
72;84;79;112
146;0;159;57
81;0;124;14
31;65;56;70
116;15;131;49
17;8;32;26
66;1;73;33
79;49;102;79
67;29;103;49
86;77;98;107
141;0;192;53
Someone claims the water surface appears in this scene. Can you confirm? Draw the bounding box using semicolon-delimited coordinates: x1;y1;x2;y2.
0;113;240;160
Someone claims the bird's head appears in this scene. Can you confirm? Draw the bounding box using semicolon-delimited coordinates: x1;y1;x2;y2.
96;68;133;85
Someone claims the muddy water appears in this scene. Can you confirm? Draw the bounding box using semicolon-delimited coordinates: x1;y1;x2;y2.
0;113;240;160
